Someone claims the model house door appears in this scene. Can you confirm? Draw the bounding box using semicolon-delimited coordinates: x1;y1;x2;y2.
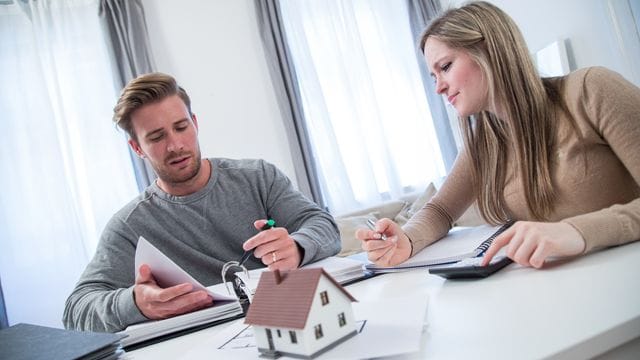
266;329;274;350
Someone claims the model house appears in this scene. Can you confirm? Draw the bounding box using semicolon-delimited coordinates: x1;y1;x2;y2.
244;268;358;359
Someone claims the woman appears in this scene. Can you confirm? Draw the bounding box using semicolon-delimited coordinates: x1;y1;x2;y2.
357;1;640;269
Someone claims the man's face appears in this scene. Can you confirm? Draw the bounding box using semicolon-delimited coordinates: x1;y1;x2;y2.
128;95;202;193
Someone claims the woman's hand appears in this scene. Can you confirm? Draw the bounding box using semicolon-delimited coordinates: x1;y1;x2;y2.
481;221;586;268
355;218;412;267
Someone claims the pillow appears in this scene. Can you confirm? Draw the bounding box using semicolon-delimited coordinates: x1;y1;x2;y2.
394;181;487;227
394;183;437;226
340;200;407;220
335;212;379;257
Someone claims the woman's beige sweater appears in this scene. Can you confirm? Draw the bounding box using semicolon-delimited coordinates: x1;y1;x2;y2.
404;67;640;255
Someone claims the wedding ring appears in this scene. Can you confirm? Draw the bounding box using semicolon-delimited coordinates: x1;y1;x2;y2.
272;251;277;263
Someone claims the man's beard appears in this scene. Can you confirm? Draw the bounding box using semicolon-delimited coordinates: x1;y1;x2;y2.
155;149;202;185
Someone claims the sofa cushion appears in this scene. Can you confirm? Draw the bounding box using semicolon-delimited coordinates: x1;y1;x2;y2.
339;200;407;220
335;212;379;257
394;183;437;226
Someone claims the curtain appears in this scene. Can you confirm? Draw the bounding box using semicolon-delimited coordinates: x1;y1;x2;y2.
99;0;157;191
274;0;451;215
254;0;326;208
0;0;139;327
407;0;458;168
0;277;7;329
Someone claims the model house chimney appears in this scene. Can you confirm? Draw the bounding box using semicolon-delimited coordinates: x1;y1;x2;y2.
273;269;282;284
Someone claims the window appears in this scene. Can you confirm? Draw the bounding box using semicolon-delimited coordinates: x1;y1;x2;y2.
314;324;324;339
279;0;448;214
338;312;347;327
289;330;298;344
320;290;329;306
0;0;138;328
277;329;281;337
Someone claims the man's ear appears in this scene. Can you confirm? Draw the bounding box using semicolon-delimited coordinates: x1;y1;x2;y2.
192;113;199;130
128;139;145;158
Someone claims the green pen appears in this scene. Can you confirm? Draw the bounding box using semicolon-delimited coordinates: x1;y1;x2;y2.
238;219;275;265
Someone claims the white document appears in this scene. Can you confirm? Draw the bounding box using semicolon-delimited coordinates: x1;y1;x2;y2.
134;236;235;301
180;295;428;359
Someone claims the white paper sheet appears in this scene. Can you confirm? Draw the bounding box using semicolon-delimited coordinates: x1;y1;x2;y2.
134;236;235;301
180;295;428;359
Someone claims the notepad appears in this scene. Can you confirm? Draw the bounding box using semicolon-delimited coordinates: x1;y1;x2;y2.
365;222;513;273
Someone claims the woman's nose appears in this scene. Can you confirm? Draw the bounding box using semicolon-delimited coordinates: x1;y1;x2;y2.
435;77;447;94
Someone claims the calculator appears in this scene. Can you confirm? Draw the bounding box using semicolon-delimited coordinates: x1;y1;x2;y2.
428;255;513;279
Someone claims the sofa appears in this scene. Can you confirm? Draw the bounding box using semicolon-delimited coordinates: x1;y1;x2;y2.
334;181;486;257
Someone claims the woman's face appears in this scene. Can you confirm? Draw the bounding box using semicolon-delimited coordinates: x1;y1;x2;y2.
424;37;489;117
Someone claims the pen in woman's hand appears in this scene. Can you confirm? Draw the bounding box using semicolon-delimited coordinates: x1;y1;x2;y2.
366;218;387;241
239;219;276;265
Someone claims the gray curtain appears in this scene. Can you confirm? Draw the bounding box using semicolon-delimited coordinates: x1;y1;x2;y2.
0;277;7;328
407;0;458;171
99;0;157;191
254;0;326;208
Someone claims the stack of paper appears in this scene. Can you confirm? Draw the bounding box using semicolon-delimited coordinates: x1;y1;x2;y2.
119;299;243;348
300;256;367;284
119;237;244;349
235;256;367;296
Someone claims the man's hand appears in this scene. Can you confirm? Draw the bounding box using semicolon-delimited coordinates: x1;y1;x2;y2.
133;264;213;320
481;221;586;268
242;219;302;271
355;218;412;267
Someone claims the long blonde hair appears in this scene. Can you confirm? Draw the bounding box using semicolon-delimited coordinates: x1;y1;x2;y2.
420;1;563;223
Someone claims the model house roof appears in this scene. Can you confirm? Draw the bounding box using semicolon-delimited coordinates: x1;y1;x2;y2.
244;268;357;329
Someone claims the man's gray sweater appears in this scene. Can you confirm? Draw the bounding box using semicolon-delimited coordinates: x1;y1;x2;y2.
63;158;340;332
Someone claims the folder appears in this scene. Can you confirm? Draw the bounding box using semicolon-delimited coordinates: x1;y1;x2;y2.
119;237;244;351
232;255;374;302
0;323;124;360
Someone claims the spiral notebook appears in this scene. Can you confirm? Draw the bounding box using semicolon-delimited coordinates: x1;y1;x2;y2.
365;222;514;273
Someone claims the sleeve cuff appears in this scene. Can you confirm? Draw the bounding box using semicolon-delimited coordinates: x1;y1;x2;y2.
116;286;149;329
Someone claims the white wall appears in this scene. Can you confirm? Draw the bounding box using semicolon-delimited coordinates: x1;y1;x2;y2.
444;0;640;86
141;0;297;186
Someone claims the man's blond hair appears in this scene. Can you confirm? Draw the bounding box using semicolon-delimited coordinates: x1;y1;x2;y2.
113;72;192;140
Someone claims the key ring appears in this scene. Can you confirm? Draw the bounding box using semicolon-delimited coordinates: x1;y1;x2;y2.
221;260;249;296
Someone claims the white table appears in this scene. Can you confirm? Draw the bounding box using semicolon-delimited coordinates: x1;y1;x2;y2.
128;241;640;359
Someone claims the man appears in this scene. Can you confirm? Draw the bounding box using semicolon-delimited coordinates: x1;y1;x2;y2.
63;73;341;332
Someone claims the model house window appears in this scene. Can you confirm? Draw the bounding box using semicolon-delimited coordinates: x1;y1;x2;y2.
277;329;281;337
289;330;298;344
338;312;347;327
320;290;329;305
314;324;324;339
